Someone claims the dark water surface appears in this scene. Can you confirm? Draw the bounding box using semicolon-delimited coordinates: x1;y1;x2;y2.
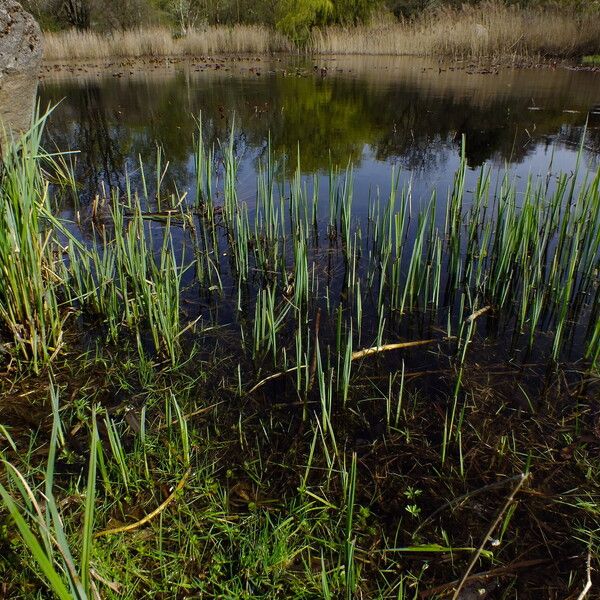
37;56;600;367
39;56;600;208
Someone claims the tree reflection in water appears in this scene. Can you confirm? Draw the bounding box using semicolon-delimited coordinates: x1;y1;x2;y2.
39;56;600;208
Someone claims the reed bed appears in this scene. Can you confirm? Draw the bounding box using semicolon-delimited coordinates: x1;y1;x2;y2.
42;2;600;62
310;2;600;59
1;112;599;373
42;25;291;61
1;114;600;597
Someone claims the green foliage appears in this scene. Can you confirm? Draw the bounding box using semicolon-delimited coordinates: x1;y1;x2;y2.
276;0;379;44
333;0;378;25
26;0;378;37
276;0;380;42
0;110;65;372
276;0;334;43
23;0;600;33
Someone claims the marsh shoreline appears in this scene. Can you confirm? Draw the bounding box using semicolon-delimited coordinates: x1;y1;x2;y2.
38;52;600;85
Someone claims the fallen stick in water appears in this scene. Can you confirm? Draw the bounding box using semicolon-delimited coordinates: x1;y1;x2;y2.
249;337;452;394
466;305;492;323
351;338;443;361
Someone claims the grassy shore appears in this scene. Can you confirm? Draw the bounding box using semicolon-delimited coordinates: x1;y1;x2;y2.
1;112;599;597
42;2;600;62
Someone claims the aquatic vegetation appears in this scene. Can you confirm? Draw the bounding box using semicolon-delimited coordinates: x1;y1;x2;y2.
1;114;599;597
0;111;67;372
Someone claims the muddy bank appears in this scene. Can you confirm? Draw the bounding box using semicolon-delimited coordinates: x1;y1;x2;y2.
38;53;600;86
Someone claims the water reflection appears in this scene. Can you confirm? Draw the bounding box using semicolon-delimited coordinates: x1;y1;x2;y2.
39;56;600;203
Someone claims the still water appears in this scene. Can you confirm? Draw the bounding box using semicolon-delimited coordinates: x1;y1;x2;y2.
39;55;600;210
36;55;600;366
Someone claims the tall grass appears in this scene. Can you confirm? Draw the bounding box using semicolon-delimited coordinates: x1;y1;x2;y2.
310;1;600;58
42;2;600;62
55;185;192;365
0;111;65;371
43;25;291;61
0;386;98;598
1;114;598;377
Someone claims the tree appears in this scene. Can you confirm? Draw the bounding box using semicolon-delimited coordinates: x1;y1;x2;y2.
276;0;333;43
168;0;205;33
334;0;377;25
276;0;378;43
60;0;91;29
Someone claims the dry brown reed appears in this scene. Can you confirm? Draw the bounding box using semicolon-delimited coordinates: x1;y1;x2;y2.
42;2;600;62
43;25;291;61
309;2;600;59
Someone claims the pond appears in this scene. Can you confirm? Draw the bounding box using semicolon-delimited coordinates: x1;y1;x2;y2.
1;55;598;597
39;55;600;205
38;55;600;364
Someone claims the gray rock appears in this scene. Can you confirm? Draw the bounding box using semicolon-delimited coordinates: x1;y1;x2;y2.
0;71;37;139
0;0;43;75
0;1;42;146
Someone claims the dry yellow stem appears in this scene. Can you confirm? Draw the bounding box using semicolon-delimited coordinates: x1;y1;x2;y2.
466;305;492;323
351;339;437;361
94;468;191;538
248;338;453;393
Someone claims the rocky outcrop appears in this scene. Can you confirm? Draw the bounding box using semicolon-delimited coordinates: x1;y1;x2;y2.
0;0;43;75
0;71;38;140
0;1;43;145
